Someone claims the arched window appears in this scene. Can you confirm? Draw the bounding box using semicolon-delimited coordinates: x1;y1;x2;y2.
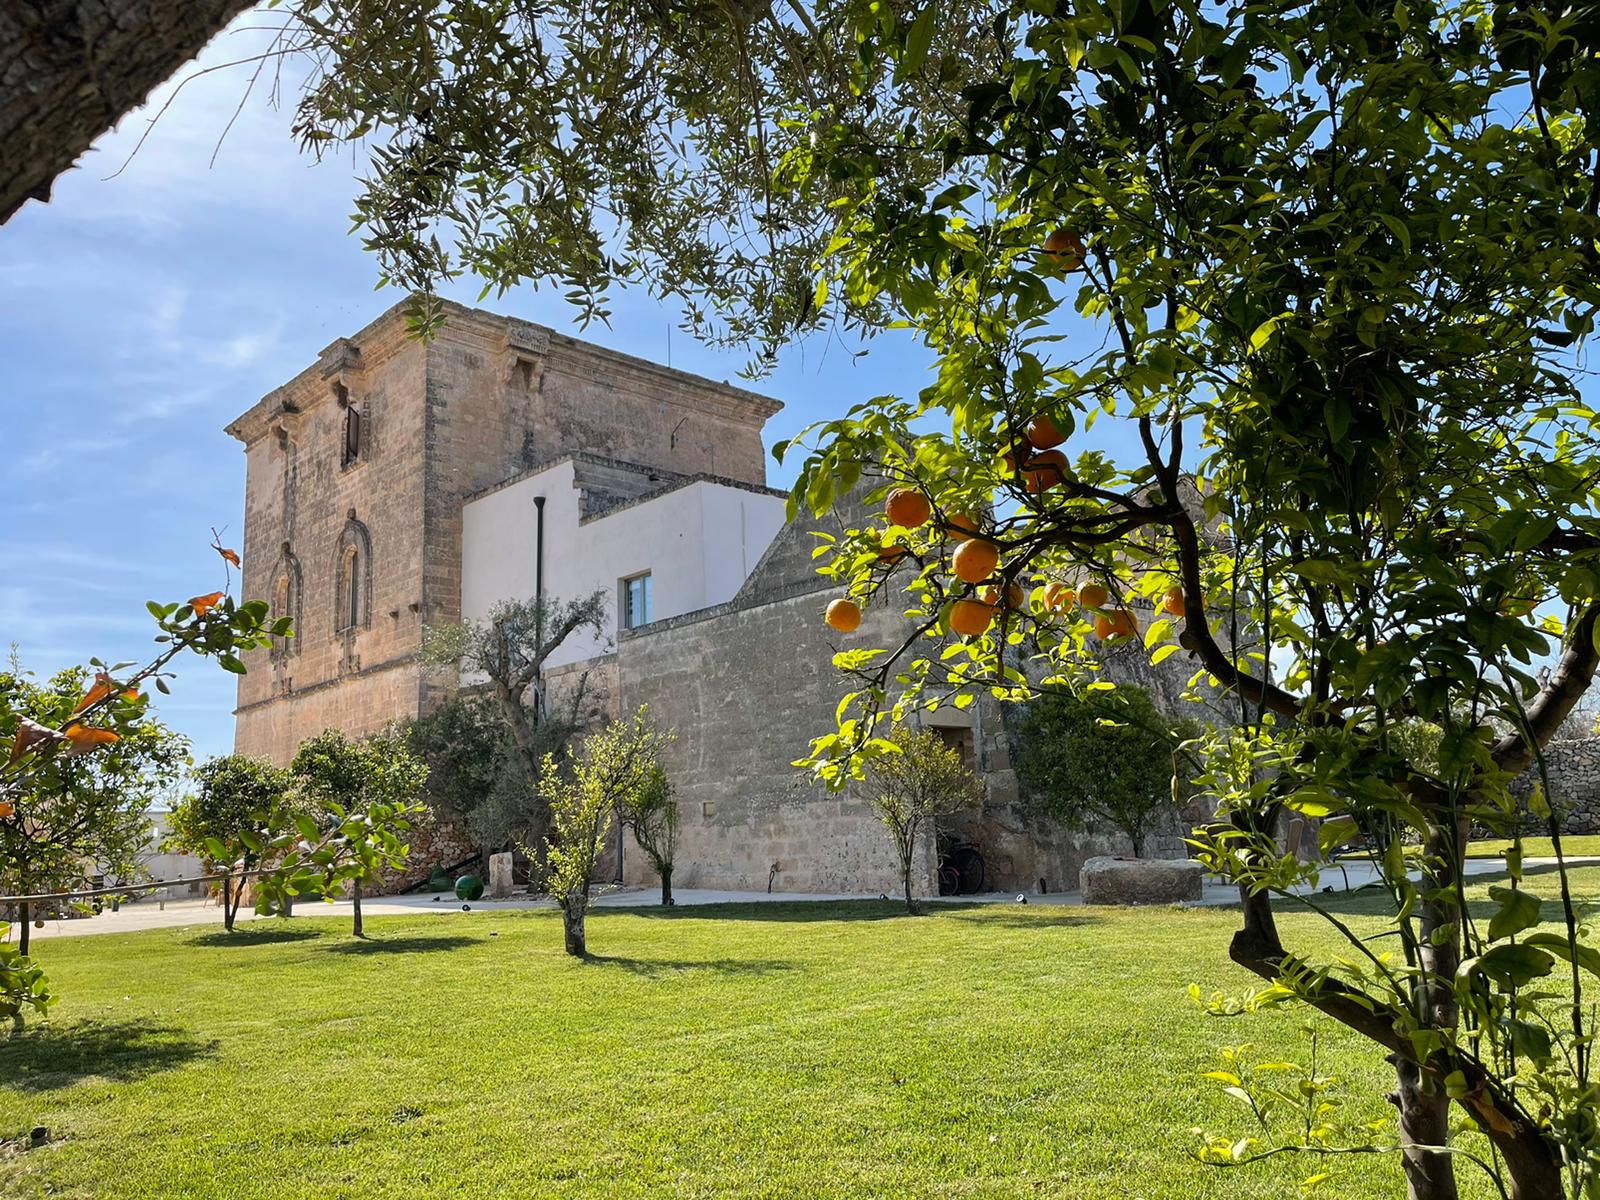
336;381;364;468
333;515;372;633
270;545;303;658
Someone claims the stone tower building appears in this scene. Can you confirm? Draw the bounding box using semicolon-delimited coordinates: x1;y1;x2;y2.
226;300;781;763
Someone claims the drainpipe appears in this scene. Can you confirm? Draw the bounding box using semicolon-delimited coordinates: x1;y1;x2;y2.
533;495;546;721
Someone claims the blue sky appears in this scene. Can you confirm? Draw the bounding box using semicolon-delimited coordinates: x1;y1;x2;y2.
0;14;953;764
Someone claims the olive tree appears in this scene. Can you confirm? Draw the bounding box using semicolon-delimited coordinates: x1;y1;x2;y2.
539;708;669;956
420;594;607;860
863;724;983;912
620;761;678;906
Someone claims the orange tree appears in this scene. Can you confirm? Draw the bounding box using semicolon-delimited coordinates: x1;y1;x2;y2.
280;0;1600;1193
0;543;288;1009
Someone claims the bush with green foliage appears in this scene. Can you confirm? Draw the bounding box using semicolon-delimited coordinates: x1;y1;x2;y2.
1014;686;1198;858
0;922;53;1034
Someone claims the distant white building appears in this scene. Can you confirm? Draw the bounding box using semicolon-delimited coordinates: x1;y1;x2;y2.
462;453;789;669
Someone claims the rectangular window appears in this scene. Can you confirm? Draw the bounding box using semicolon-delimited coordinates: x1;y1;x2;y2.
622;572;653;629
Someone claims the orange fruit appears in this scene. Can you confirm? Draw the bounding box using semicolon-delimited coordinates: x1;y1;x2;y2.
980;582;1026;610
825;599;862;632
884;488;932;528
946;513;982;541
1025;414;1066;449
950;598;996;637
1044;582;1076;612
1162;586;1186;616
952;539;1000;584
0;801;13;819
1043;229;1086;272
877;536;909;563
1500;596;1538;617
1022;449;1068;493
1094;609;1138;641
1078;582;1110;609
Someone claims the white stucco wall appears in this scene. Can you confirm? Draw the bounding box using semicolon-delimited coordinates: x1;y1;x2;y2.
462;460;787;670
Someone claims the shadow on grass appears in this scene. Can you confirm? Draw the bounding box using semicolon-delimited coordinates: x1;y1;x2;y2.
938;904;1105;929
584;953;796;978
323;935;480;955
618;900;921;924
185;925;325;948
0;1019;218;1092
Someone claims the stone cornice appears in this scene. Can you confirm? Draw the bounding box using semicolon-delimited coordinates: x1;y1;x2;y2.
225;296;785;447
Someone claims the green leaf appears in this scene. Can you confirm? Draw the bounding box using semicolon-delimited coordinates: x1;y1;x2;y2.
1486;886;1542;941
1472;943;1556;988
1523;932;1600;978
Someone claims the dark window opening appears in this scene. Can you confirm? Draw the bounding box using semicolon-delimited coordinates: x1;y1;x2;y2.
342;402;363;467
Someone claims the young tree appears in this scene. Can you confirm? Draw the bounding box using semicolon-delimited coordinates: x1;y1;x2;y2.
864;724;983;912
1014;686;1197;858
0;665;189;956
420;594;607;860
621;761;679;906
288;728;428;937
167;755;295;932
277;3;1600;1194
539;708;668;956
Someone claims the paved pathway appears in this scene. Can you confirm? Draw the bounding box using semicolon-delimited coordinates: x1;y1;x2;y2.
15;855;1581;941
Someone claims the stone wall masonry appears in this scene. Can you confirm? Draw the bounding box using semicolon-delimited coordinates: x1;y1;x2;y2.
1513;736;1600;833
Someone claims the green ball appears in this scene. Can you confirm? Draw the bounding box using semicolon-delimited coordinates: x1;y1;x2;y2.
454;874;484;902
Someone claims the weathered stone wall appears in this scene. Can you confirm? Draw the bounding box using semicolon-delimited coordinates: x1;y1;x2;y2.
229;300;780;765
1514;736;1600;833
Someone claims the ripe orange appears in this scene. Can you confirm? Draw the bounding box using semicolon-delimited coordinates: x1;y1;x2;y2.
950;598;995;637
1162;586;1186;616
1022;449;1068;493
1095;609;1137;641
877;536;909;563
946;513;982;541
1078;582;1110;609
0;801;12;819
884;488;932;528
825;598;862;632
1044;582;1076;612
980;582;1026;610
1025;414;1066;450
1043;229;1086;272
952;538;1000;584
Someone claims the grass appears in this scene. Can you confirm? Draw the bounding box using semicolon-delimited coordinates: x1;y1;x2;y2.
7;881;1576;1200
1465;835;1600;859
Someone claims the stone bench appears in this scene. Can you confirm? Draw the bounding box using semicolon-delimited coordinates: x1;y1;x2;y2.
1079;855;1204;905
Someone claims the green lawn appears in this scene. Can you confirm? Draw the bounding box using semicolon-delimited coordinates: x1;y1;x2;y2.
4;884;1559;1200
1466;835;1600;859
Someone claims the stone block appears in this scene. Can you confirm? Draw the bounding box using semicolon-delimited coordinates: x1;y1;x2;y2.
1079;856;1204;905
488;852;515;899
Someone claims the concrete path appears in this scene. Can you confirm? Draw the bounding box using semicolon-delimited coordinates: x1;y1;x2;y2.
14;855;1583;942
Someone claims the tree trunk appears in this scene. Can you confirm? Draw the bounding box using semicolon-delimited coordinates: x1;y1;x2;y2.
16;902;28;957
1130;830;1145;858
221;872;235;932
351;880;363;938
1393;1057;1458;1200
1399;820;1466;1200
903;859;916;913
562;897;586;956
659;864;672;907
1;0;255;224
